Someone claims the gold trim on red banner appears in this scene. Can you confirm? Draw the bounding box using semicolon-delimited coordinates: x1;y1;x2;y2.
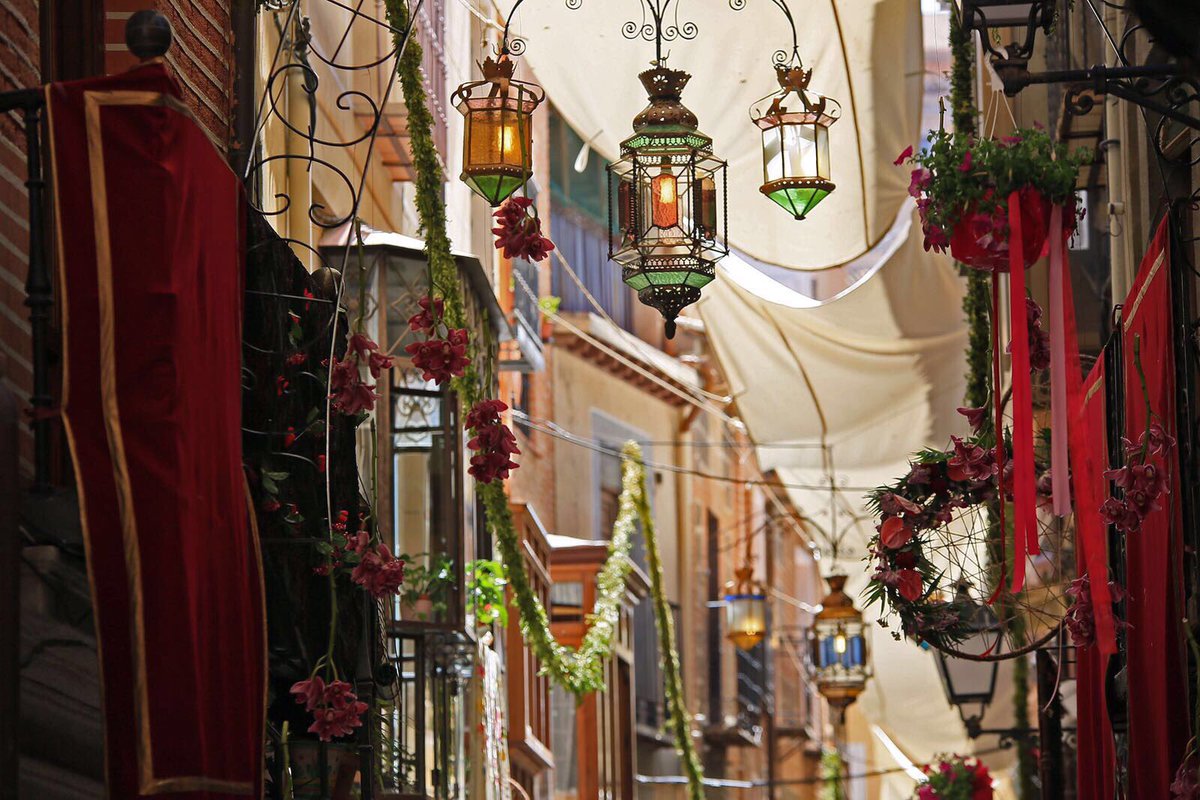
72;88;255;797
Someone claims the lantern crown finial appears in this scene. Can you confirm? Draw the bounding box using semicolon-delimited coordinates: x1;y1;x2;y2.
633;66;700;133
480;54;516;85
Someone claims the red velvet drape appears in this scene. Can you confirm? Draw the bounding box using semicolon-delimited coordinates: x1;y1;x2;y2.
1072;362;1116;800
1120;220;1189;798
47;63;265;797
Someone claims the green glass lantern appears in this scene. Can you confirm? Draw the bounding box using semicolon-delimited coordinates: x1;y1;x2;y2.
750;63;840;220
453;55;545;206
608;65;728;339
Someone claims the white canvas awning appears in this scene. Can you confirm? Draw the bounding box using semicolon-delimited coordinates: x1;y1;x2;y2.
501;0;923;270
696;209;980;767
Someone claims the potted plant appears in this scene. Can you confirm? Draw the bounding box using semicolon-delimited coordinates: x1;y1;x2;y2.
398;553;453;622
467;559;508;628
895;125;1087;272
912;754;993;799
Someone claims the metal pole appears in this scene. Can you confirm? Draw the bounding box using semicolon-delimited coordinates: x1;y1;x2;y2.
19;97;51;494
1036;649;1064;798
764;521;777;800
0;376;20;798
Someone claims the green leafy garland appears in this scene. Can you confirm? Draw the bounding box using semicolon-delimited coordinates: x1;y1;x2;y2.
384;7;705;796
631;445;705;800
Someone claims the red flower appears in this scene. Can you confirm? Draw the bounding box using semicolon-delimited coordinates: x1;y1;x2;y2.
405;328;471;385
958;150;973;172
290;676;326;711
332;379;379;416
275;375;289;396
307;700;368;741
261;497;281;513
316;454;326;473
350;543;405;599
408;296;446;334
466;399;521;484
947;436;997;483
880;516;915;549
894;144;914;165
908;167;932;198
284;426;296;448
286;351;307;366
896;569;923;601
493;196;556;262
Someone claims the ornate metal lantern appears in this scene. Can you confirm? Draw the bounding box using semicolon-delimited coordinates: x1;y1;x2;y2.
750;63;840;220
608;65;728;339
810;574;868;719
934;583;1001;735
453;55;545;207
724;566;767;651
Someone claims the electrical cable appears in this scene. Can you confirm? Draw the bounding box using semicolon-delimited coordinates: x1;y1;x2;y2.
510;409;880;493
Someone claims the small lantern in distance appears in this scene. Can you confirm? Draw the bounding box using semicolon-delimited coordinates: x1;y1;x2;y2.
810;574;868;720
453;54;545;206
750;62;840;220
724;565;767;650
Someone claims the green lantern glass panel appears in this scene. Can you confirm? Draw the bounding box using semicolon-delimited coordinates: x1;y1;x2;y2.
763;184;832;220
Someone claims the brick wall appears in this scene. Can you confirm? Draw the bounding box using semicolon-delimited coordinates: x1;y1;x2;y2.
105;0;236;151
0;0;40;478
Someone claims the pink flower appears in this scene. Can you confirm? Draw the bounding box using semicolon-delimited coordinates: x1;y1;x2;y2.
956;405;988;433
308;700;368;741
947;436;997;483
958;150;973;172
290;676;326;711
1007;298;1051;372
332;380;379;416
880;516;915;549
896;569;924;601
908;167;932;198
350;544;406;599
922;223;950;254
894;145;914;166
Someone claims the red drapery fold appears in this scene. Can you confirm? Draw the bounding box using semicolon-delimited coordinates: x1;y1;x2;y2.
1072;362;1116;799
1119;219;1188;799
46;63;265;797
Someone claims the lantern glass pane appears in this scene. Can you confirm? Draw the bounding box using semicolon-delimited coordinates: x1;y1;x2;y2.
764;123;822;183
725;594;766;649
467;108;532;172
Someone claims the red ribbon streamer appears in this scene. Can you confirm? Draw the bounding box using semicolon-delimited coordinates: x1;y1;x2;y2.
1008;191;1039;594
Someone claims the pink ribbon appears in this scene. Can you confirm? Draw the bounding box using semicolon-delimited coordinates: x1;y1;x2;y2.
1049;205;1072;517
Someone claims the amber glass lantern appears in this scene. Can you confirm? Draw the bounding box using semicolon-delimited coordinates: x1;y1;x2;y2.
724;566;767;650
750;63;841;220
608;65;728;339
810;574;868;720
453;55;545;206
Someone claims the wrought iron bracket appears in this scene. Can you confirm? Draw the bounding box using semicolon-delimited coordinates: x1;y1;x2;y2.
993;57;1200;132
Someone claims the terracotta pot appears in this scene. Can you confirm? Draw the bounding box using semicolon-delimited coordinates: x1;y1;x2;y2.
949;187;1069;272
401;594;434;622
289;741;359;800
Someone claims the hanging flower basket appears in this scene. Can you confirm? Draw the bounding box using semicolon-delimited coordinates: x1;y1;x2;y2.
895;126;1087;270
948;186;1069;272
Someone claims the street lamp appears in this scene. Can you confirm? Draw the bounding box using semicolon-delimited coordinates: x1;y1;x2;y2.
724;565;767;650
810;575;868;720
956;0;1052;63
750;63;840;220
933;584;1001;736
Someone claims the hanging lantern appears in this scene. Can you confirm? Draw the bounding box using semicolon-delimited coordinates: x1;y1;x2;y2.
453;55;545;206
933;583;1001;736
608;65;728;339
749;63;840;220
723;566;767;650
810;574;868;719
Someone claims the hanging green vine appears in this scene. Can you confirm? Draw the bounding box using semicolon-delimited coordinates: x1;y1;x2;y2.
383;17;705;787
631;445;706;800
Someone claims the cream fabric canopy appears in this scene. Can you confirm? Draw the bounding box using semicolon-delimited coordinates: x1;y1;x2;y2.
696;209;976;767
500;0;923;270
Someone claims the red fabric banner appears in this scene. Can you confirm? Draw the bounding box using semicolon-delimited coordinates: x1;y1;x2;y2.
1072;362;1115;800
1119;219;1188;799
46;64;265;797
1007;193;1038;593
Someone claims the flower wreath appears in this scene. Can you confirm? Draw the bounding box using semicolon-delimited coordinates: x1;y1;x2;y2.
864;426;1053;649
